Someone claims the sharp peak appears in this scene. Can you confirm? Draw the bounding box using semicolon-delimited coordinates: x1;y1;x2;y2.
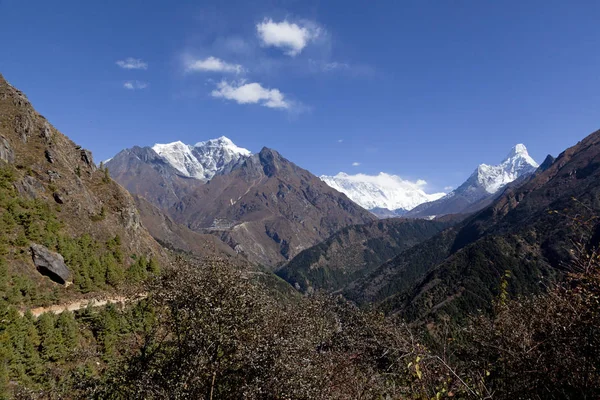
259;146;280;155
505;143;529;158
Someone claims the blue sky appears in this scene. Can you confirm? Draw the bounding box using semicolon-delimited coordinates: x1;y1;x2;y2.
0;0;599;191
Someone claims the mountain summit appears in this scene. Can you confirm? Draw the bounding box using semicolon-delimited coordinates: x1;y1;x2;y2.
406;144;539;218
475;144;539;195
106;136;250;209
151;136;251;180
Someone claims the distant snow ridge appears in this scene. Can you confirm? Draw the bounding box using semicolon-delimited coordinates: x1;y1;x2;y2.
152;136;251;180
320;172;446;212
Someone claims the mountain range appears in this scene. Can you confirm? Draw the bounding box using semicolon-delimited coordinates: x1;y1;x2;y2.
107;142;375;267
341;133;599;321
3;69;600;355
1;62;599;398
322;144;539;219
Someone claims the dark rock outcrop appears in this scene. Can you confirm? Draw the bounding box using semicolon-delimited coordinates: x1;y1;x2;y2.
53;192;64;204
45;149;55;163
30;244;71;284
80;149;96;170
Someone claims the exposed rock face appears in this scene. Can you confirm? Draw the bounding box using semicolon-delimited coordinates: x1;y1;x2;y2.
0;135;13;163
80;149;96;170
16;176;46;199
30;244;71;284
41;122;52;141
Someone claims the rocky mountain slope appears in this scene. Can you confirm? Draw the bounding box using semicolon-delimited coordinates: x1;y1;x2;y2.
345;131;600;322
0;73;164;305
167;147;376;267
132;195;243;261
405;144;538;218
321;172;445;216
276;218;451;294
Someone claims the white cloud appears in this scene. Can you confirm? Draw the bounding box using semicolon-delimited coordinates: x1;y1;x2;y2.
123;80;148;90
116;58;148;70
352;162;361;167
308;59;375;77
444;186;454;191
323;62;350;71
211;80;289;109
337;139;344;143
184;56;244;74
256;18;322;56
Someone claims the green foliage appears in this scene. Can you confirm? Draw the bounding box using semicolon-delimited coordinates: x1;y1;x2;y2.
0;299;155;398
0;166;158;303
102;165;111;184
126;256;160;284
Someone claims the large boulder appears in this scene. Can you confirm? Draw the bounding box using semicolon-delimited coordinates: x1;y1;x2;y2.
30;244;71;284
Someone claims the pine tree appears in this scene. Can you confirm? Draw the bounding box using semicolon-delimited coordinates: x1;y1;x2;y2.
56;312;78;352
104;253;124;287
37;313;64;362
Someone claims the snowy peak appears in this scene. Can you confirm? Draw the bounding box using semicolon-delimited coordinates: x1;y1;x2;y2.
152;136;250;180
474;143;539;194
194;136;251;157
506;143;528;158
320;172;446;212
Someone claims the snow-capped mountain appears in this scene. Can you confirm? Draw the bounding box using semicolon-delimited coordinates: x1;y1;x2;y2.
406;144;539;218
320;172;446;213
475;143;538;194
152;136;251;180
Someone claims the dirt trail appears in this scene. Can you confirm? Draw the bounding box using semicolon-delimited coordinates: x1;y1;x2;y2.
22;294;147;317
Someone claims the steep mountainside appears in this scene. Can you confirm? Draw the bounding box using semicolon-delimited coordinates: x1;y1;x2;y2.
406;144;538;218
0;73;163;306
106;146;202;209
168;147;376;267
346;130;600;322
276;218;451;293
321;172;445;216
133;195;242;261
